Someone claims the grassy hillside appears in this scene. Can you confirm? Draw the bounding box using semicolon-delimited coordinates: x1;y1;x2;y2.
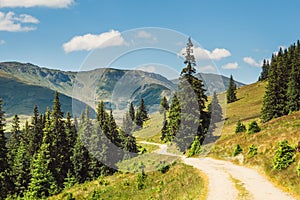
50;162;207;200
133;112;164;143
0;73;93;119
209;81;300;199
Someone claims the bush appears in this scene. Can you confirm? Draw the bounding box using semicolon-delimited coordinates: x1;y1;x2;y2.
188;136;201;156
233;144;243;156
157;161;170;174
247;121;261;134
235;120;246;133
247;144;258;158
136;170;147;190
273;140;295;170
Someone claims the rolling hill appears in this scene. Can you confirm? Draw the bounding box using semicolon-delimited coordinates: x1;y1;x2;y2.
208;81;300;199
0;62;245;118
0;71;93;118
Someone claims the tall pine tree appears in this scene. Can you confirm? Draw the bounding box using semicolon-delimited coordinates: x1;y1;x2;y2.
0;98;10;200
7;114;21;167
227;75;237;103
11;141;31;196
28;134;58;199
159;96;169;114
135;99;148;129
208;92;223;125
28;105;44;156
287;46;300;113
165;94;180;142
258;59;270;81
129;102;135;122
173;38;209;152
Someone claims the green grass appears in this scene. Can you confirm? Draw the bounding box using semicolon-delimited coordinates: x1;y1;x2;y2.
133;112;164;143
137;143;160;153
209;81;300;199
49;163;208;200
117;152;179;173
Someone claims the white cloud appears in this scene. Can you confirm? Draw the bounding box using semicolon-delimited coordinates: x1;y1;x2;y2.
0;11;39;32
179;47;231;61
197;65;216;73
243;57;262;67
222;62;239;69
0;39;5;45
0;0;74;8
63;30;126;53
18;14;39;23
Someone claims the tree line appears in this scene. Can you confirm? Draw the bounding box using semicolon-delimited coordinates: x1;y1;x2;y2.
0;92;147;200
261;41;300;122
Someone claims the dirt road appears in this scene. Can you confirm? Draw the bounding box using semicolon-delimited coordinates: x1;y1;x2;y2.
140;141;295;200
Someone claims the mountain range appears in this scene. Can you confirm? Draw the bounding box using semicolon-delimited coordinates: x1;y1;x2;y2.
0;62;245;117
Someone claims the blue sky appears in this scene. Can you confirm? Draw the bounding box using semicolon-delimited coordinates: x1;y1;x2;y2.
1;0;300;84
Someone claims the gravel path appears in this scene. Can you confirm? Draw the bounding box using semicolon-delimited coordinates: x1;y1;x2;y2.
140;141;295;200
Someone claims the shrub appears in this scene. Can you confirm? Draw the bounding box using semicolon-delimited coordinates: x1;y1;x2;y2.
157;161;170;174
233;144;243;157
235;120;246;133
98;176;109;186
188;136;201;156
136;170;147;190
247;144;258;158
273;140;295;170
247;121;261;134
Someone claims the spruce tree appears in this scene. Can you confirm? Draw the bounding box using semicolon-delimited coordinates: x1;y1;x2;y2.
122;112;134;135
261;41;300;121
7;114;21;167
135;110;143;129
28;135;58;199
166;94;180;142
70;136;90;183
208;92;223;124
159;96;169;114
173;38;208;152
227;75;237;103
287;58;300;113
136;98;148;127
11;141;31;196
96;101;108;128
261;54;280;122
258;59;270;81
107;109;121;146
46;91;68;188
0;98;10;200
275;49;289;115
64;112;77;177
129;102;135;122
160;112;168;142
28;105;43;156
120;113;138;154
